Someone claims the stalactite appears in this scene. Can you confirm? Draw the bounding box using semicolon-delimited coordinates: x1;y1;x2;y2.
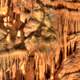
0;69;3;80
35;52;39;80
5;0;8;6
0;50;28;80
49;50;55;80
1;0;3;7
77;20;80;32
55;42;61;66
38;53;46;80
63;17;68;60
75;21;77;34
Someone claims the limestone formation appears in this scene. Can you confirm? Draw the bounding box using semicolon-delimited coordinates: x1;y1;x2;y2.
0;0;79;80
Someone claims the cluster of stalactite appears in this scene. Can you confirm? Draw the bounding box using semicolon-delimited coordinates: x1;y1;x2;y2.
0;49;56;80
57;13;80;80
0;50;27;80
58;15;80;59
41;0;80;79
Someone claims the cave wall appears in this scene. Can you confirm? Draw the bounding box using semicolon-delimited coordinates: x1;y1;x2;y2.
0;0;80;80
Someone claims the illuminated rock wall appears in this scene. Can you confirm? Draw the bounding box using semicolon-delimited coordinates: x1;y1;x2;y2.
0;0;80;80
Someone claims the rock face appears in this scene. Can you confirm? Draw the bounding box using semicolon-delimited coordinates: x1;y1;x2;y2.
0;0;80;80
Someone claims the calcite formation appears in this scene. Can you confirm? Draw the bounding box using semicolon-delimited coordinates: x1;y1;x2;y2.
0;0;80;80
